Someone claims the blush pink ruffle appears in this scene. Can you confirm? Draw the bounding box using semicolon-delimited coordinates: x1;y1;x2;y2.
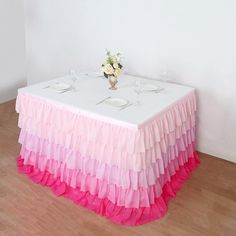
17;152;199;226
16;91;196;154
18;113;195;153
20;141;196;190
18;126;196;172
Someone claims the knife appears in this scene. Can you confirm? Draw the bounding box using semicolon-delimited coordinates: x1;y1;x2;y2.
58;88;72;94
96;96;111;105
119;103;133;110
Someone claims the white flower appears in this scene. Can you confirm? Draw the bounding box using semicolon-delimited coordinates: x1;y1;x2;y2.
113;63;119;69
103;64;114;75
102;51;122;77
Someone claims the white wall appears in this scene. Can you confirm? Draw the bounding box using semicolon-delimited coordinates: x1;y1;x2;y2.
24;0;236;163
0;0;26;103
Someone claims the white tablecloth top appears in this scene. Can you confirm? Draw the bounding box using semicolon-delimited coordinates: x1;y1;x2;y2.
18;74;195;128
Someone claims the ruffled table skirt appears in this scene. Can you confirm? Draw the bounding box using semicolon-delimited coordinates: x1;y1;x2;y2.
16;89;199;226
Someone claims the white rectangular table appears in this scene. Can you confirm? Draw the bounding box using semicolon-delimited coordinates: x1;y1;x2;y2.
16;74;199;226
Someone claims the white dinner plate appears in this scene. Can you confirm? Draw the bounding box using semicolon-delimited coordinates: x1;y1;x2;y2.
143;84;159;92
50;83;71;91
105;98;128;107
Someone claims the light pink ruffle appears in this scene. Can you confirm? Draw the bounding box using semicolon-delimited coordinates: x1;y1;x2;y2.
20;126;196;189
19;126;195;171
20;141;195;190
16;91;196;154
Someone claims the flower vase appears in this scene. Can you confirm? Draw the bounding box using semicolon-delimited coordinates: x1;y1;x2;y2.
108;76;118;90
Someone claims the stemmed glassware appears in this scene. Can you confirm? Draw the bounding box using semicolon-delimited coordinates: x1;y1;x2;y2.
69;69;78;92
159;64;170;82
160;71;169;82
133;80;142;106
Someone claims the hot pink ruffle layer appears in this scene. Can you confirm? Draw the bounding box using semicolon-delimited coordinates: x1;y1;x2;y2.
17;153;199;226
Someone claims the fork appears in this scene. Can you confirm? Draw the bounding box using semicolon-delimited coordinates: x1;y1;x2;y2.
119;103;133;110
58;88;72;94
43;81;60;89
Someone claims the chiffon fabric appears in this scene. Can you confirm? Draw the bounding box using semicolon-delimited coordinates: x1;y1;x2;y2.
16;88;199;226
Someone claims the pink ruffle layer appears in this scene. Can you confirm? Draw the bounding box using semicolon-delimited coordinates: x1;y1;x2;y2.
16;91;196;154
19;147;197;208
20;141;196;190
17;153;199;226
19;125;195;172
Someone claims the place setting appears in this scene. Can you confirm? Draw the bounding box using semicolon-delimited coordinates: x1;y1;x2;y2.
133;80;164;94
43;82;72;93
96;96;133;110
42;70;81;93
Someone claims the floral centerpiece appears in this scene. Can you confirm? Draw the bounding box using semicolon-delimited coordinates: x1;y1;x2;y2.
101;50;123;90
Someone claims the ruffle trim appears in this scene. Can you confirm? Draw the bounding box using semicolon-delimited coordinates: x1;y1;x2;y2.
16;91;196;153
20;141;196;189
17;153;199;226
19;126;195;171
17;151;199;208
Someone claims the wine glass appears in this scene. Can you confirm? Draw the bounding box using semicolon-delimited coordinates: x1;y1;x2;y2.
69;69;78;91
160;71;169;82
133;80;142;106
159;64;170;82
